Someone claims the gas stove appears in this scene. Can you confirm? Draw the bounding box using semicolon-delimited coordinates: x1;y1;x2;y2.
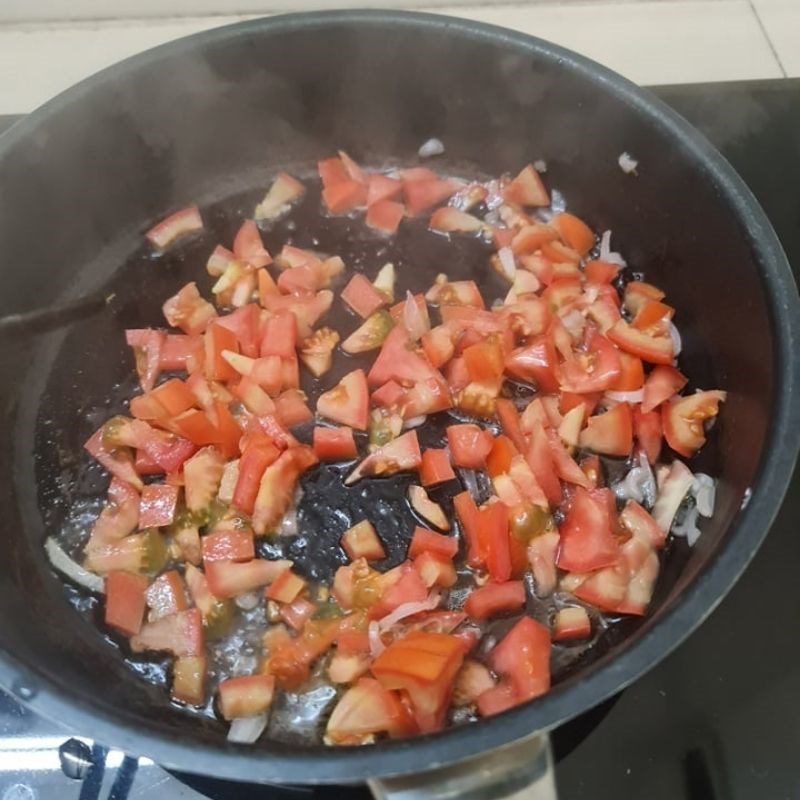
1;77;798;800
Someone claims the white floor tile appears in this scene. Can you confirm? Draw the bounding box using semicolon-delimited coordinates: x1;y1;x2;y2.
752;0;800;77
435;1;783;86
0;2;786;115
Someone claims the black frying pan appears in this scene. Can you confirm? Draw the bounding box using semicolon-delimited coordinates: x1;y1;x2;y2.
0;10;798;794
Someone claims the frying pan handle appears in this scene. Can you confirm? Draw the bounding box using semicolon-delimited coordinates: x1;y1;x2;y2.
367;732;557;800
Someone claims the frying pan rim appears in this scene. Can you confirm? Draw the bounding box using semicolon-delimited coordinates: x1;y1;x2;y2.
1;8;798;784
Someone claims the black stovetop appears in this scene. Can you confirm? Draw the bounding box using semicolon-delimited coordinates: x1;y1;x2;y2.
1;77;798;800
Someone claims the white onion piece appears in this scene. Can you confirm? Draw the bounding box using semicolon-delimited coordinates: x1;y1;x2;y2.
672;503;701;546
669;322;683;357
692;473;716;517
460;468;480;499
550;189;566;214
599;230;627;267
638;452;657;508
235;592;261;611
45;538;104;593
378;592;441;633
618;152;639;174
403;290;429;341
498;247;516;281
583;284;600;306
227;714;268;743
534;159;548;173
232;654;259;675
368;621;385;658
605;389;645;403
418;138;445;158
613;467;646;504
560;309;585;339
652;461;694;532
278;508;299;537
402;415;427;430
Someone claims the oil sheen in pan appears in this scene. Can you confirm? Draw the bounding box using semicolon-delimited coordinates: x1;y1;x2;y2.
35;176;692;742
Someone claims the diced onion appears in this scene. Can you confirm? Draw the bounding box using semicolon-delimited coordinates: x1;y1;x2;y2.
560;309;585;339
403;291;429;341
368;621;385;658
377;592;441;633
235;592;261;611
45;538;105;593
618;152;639;174
638;452;657;508
402;415;427;430
613;453;657;508
418;138;445;158
279;508;299;537
533;159;548;173
550;189;566;214
672;503;702;547
669;322;682;357
497;247;516;281
605;389;645;403
227;714;268;743
692;473;716;517
599;230;627;267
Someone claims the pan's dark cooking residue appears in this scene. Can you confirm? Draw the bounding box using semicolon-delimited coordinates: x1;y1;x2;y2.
39;153;726;746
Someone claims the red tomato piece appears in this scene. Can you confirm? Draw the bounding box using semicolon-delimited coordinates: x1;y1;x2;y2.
280;597;317;631
578;403;633;457
489;616;551;701
453;491;483;568
641;365;688;413
345;430;422;485
162;282;217;336
446;424;493;469
266;569;306;604
414;551;457;589
552;606;591;641
313;426;358;461
104;571;148;637
342;520;386;561
408;526;458;560
584;259;620;284
125;328;165;393
550;212;595;256
403;177;461;216
317;369;369;431
624;281;665;315
130;608;204;657
159;334;202;371
463;338;505;385
495;399;529;454
662;390;726;457
202;529;255;563
169;408;219;447
502;164;549;207
369;565;428;620
138;483;179;528
205;558;291;599
480;502;512;583
367;174;403;206
172;655;207;706
611;352;645;392
218;674;275;720
183;445;225;512
486;435;518;478
84;427;143;490
620;499;667;548
233;220;271;268
274;389;313;427
148;378;196;417
633;406;662;464
366;200;405;235
203;323;238;383
420;448;456;487
556;487;620;572
464;581;526;620
632;299;674;330
323;179;368;213
341;273;387;319
216;303;261;358
560;328;622;394
318;157;350;189
477;680;519;717
260;311;297;359
145;569;189;620
146;205;203;250
505;336;560;393
368;326;443;388
607;320;673;365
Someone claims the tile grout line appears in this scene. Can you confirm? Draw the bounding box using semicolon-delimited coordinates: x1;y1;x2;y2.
747;0;787;77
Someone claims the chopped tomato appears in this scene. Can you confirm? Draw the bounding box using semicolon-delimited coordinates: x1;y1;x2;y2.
408;526;458;561
585;259;620;284
163;282;217;336
556;487;619;572
130;608;204;657
274;389;313;428
126;329;165;392
550;212;595;256
266;569;306;604
463;338;505;385
323;179;368;213
611;352;645;391
560;328;621;394
552;606;591;641
317;369;369;431
620;499;666;548
218;674;275;720
205;558;291;599
447;424;493;469
261;290;333;340
486;435;518;478
172;655;206;706
641;365;688;413
345;430;421;485
204;323;239;382
260;311;297;359
505;336;560;393
252;446;318;534
138;483;179;528
369;565;428;620
233;220;271;268
371;631;465;731
216;303;260;358
429;207;483;234
502;164;549;207
341;273;387;319
366;200;405;235
202;529;255;563
146;205;203;250
145;569;189;620
624;280;665;315
419;448;456;487
633;406;662;464
414;551;457;589
367;174;403;206
342;520;386;561
662;390;726;457
480;501;512;582
607;319;673;365
426;278;484;309
313;426;358;461
632;299;673;330
477;680;519;717
104;571;148;636
489;616;551;701
579;403;633;457
403;176;460;216
464;581;526;620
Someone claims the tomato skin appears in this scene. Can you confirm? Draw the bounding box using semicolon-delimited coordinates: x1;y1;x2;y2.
317;369;369;431
641;365;688;413
201;529;255;563
313;426;358;461
662;390;726;457
464;581;526;620
420;448;456;487
447;424;493;469
146;205;203;250
578;403;633;457
607;319;673;365
408;526;459;560
480;501;512;583
489;616;551;701
556;487;620;573
138;483;179;528
104;571;148;637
